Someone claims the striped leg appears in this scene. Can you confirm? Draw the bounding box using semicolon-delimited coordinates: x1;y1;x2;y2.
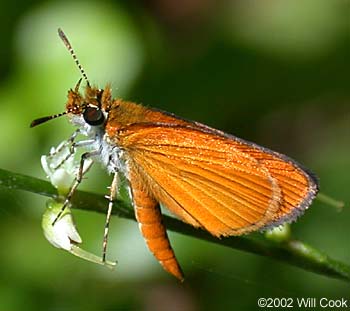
129;171;184;281
52;151;94;225
102;172;119;262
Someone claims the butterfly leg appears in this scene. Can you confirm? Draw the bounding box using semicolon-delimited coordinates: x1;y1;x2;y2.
129;171;184;281
52;151;96;225
102;172;119;262
46;130;80;171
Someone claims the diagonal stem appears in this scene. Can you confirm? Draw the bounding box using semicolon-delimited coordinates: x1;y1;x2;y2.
0;167;349;282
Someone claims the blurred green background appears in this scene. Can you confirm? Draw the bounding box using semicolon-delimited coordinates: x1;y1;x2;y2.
0;0;349;310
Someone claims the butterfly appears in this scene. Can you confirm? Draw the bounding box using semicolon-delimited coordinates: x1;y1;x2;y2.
31;29;319;280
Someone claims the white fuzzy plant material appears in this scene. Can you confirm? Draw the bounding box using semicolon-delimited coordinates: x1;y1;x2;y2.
41;141;116;269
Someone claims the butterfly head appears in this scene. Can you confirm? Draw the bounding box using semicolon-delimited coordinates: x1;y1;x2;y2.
65;79;109;127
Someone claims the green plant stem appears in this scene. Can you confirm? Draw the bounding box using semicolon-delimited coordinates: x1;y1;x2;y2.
0;168;349;282
317;193;344;211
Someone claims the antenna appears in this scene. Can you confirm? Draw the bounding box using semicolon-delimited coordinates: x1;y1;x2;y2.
30;112;67;128
58;28;91;87
30;111;67;127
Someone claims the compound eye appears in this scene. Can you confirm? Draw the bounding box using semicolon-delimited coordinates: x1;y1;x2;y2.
83;107;105;126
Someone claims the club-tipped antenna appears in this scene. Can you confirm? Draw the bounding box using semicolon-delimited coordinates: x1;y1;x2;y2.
58;28;91;87
30;112;67;128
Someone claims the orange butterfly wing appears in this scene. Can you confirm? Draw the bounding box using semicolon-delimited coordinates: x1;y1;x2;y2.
117;121;318;237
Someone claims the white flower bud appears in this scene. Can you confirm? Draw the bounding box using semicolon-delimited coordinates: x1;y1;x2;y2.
42;199;82;251
42;196;116;269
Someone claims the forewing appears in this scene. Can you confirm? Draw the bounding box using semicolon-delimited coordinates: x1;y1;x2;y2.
118;123;317;236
